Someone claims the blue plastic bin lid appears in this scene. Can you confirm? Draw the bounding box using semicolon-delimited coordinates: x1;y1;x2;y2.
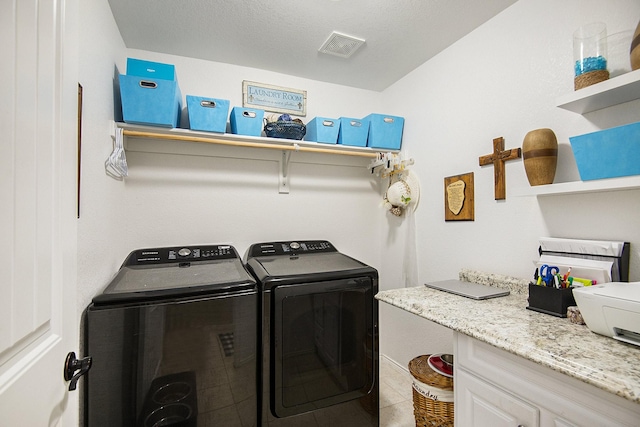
126;58;176;81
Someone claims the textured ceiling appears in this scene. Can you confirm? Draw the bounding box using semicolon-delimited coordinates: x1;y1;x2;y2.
108;0;518;91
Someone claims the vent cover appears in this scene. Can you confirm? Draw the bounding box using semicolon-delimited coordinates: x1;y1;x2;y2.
318;31;365;58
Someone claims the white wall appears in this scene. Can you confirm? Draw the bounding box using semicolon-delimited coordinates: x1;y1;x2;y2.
379;0;640;366
77;1;386;313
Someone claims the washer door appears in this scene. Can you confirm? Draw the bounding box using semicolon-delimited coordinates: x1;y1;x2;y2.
86;291;257;426
271;277;375;418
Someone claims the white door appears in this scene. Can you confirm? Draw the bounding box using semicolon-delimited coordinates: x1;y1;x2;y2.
0;0;79;425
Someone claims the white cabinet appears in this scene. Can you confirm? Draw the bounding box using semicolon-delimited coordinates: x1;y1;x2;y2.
456;368;539;427
454;333;640;427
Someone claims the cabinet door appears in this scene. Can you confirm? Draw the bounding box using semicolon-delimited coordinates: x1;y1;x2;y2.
552;419;577;427
455;333;640;426
456;368;539;427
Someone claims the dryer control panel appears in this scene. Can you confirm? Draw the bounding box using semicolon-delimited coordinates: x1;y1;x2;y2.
124;245;238;265
247;240;336;257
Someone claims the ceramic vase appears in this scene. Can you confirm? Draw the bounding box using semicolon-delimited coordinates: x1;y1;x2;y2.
631;20;640;71
522;128;558;186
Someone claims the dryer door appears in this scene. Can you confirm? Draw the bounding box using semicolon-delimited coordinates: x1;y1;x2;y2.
271;276;375;418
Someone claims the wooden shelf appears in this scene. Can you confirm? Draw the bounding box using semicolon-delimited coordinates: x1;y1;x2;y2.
556;69;640;113
514;175;640;197
116;122;397;158
112;122;401;193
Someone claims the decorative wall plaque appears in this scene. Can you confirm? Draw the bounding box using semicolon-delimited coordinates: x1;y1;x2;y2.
445;172;474;221
242;80;307;116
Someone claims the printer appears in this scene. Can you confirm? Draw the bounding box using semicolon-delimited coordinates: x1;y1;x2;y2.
573;282;640;347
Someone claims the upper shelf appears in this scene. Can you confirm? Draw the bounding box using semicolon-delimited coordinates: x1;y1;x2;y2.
116;122;398;159
556;68;640;114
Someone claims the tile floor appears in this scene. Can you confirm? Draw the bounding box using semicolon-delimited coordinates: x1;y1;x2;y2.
161;303;415;426
379;356;416;427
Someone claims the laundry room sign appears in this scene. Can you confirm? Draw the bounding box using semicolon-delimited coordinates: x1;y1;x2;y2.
242;80;307;116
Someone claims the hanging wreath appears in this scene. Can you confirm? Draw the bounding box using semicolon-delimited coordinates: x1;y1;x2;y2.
383;170;421;216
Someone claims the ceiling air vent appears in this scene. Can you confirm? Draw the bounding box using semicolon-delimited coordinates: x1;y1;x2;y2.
318;31;365;58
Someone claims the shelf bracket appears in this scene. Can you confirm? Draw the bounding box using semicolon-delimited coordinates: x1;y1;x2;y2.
279;149;294;194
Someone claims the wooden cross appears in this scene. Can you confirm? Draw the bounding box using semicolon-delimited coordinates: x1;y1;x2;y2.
479;137;521;200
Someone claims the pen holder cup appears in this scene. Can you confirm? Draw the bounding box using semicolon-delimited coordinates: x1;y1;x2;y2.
526;284;576;318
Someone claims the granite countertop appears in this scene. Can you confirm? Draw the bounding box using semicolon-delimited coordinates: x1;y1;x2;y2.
375;269;640;404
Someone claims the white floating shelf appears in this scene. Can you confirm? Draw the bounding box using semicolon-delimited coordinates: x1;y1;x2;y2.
515;175;640;197
556;69;640;114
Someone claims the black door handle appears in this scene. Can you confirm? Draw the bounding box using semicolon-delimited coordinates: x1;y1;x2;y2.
64;351;92;391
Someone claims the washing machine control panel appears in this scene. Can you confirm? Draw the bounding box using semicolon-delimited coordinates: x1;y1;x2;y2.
125;245;238;265
248;240;336;257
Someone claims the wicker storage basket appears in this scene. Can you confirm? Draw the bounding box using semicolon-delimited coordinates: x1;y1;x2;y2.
408;355;454;427
264;121;306;140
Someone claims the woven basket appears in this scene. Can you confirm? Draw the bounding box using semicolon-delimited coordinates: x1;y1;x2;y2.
264;121;306;140
574;69;609;90
408;355;454;427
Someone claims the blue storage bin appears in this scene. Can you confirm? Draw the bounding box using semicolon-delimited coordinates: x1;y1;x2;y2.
126;58;176;81
305;117;340;144
337;117;369;147
364;113;404;150
186;96;230;133
569;121;640;181
229;107;264;136
119;74;182;128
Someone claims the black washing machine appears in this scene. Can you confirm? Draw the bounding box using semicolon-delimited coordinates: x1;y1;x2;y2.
245;240;379;426
83;244;258;427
